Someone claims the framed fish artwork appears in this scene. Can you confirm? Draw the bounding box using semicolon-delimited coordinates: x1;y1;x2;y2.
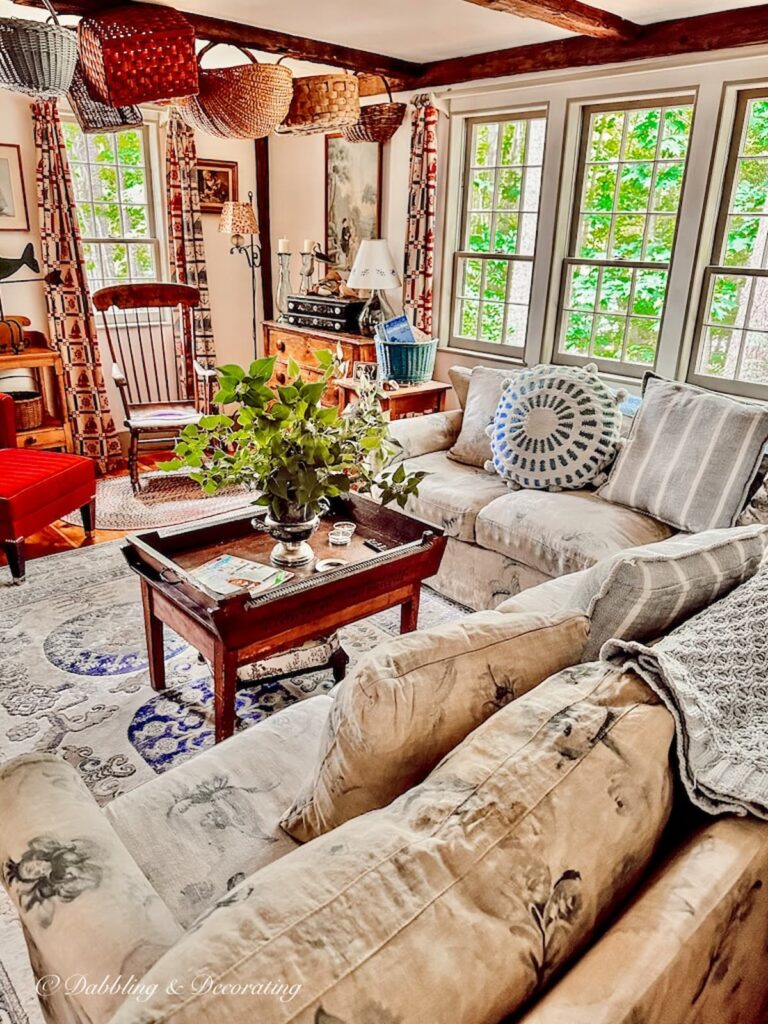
0;144;29;233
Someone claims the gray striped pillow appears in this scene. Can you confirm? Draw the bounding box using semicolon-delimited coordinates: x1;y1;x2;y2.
599;375;768;532
575;525;768;662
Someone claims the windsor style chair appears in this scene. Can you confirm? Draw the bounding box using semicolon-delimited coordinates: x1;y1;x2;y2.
92;283;217;493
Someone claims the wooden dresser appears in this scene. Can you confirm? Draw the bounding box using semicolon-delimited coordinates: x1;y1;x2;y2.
263;320;376;408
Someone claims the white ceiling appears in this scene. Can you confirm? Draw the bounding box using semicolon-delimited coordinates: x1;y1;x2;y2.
1;0;765;62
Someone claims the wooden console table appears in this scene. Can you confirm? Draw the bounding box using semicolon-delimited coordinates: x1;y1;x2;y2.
0;332;72;452
337;378;451;420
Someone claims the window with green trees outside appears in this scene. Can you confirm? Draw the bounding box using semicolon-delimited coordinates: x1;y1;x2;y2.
62;121;160;295
452;112;547;355
693;92;768;394
558;98;694;374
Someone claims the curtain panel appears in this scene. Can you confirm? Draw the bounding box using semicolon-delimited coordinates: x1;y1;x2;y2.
32;99;121;471
403;95;438;335
165;113;215;372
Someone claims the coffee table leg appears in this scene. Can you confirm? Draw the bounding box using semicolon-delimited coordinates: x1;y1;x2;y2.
141;579;166;692
400;585;421;634
213;644;238;744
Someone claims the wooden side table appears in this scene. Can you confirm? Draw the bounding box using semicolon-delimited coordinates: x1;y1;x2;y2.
337;379;452;420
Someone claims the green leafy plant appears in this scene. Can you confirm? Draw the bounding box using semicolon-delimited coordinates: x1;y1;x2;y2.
163;350;426;522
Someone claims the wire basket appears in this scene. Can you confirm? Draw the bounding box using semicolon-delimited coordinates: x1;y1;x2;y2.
0;0;76;99
277;73;359;136
177;44;293;140
68;59;143;134
78;2;198;107
375;338;438;385
341;79;406;144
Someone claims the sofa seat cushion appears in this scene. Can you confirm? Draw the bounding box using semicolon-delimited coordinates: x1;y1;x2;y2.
0;448;94;536
397;449;509;542
104;694;332;928
111;664;674;1024
476;488;675;577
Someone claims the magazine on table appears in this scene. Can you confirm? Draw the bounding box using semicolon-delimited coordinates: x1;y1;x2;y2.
192;554;293;596
379;315;417;344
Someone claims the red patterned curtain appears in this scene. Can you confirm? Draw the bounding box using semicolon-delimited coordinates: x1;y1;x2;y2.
403;95;438;335
32;100;121;471
165;111;215;369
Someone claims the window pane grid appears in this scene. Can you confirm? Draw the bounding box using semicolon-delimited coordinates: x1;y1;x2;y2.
452;113;546;351
559;99;693;369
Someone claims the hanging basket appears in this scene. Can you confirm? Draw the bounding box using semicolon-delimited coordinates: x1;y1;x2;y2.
177;43;293;140
68;59;143;134
78;2;198;107
0;0;76;99
341;79;406;144
277;73;359;136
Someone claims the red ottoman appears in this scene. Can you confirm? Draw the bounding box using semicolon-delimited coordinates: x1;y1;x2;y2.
0;397;96;583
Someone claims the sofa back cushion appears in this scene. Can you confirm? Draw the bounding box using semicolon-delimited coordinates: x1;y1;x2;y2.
501;525;768;663
110;664;674;1024
281;609;589;842
448;365;518;467
599;375;768;532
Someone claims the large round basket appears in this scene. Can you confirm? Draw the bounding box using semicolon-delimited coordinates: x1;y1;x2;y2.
0;0;76;99
375;338;438;385
341;80;406;144
277;73;359;135
177;43;293;140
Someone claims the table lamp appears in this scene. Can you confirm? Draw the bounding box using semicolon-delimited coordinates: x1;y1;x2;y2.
346;239;401;337
219;193;261;357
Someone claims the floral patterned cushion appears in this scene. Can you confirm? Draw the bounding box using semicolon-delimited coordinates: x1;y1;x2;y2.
448;366;519;468
281;609;589;842
111;663;674;1024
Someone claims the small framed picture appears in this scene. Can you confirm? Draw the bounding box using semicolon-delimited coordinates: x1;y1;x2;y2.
196;159;238;214
0;144;29;232
353;361;379;382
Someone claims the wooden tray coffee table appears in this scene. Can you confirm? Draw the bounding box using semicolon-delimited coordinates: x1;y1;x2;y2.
122;495;446;742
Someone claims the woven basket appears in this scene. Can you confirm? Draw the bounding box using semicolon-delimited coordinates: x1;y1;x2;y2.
78;2;198;107
12;392;43;432
0;0;76;99
68;59;143;134
375;338;438;385
341;79;406;144
277;73;359;136
177;43;292;140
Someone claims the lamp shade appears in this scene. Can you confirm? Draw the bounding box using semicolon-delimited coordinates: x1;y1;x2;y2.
219;201;259;237
346;239;401;290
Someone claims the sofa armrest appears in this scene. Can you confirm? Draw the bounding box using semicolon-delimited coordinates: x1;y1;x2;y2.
0;754;182;1023
0;392;16;448
387;408;463;464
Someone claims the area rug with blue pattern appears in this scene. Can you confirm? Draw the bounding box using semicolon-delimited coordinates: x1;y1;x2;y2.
0;540;465;1024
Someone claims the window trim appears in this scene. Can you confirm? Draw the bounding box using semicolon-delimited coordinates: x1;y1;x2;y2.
553;93;697;378
448;108;547;358
688;87;768;400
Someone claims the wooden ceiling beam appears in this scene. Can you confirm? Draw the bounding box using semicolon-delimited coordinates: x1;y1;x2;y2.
12;0;421;84
462;0;639;41
416;4;768;88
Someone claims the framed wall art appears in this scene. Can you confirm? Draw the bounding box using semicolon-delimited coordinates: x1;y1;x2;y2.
325;135;382;271
0;144;29;232
196;159;238;214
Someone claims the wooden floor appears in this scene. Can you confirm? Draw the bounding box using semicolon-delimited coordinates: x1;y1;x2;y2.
0;451;173;574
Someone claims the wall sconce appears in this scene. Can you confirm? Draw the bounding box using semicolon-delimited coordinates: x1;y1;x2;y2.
219;191;261;358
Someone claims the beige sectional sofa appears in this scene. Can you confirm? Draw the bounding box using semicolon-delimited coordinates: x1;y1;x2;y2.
386;366;680;610
1;527;767;1024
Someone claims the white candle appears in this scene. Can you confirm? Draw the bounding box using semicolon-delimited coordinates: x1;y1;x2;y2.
277;238;290;253
302;239;315;253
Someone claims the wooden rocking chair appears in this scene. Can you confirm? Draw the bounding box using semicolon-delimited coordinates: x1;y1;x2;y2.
92;283;217;494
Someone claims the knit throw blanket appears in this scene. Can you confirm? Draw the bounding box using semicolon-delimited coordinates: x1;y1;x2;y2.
601;560;768;820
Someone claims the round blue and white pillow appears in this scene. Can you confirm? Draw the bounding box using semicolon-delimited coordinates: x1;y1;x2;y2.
485;363;625;491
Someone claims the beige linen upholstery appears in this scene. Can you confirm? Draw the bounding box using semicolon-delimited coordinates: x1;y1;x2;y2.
449;365;518;467
0;754;182;1024
448;364;472;407
281;610;589;841
386;407;463;463
521;817;768;1024
111;664;674;1024
105;695;332;927
430;535;552;610
498;570;586;616
476;488;674;577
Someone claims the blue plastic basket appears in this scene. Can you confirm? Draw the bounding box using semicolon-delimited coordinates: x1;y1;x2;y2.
375;337;438;384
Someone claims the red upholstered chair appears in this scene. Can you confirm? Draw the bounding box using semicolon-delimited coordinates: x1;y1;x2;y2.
0;393;96;583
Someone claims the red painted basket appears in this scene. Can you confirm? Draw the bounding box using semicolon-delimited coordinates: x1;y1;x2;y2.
78;2;198;108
